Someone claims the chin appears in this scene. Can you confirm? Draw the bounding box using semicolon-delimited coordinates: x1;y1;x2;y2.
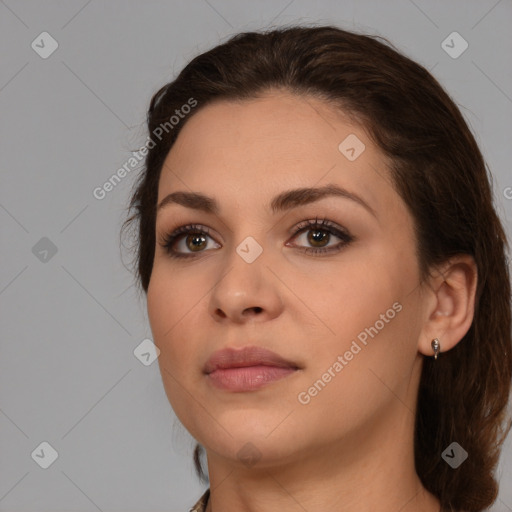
204;434;302;470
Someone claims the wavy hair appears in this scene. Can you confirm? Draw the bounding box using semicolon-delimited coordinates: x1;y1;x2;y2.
121;25;512;511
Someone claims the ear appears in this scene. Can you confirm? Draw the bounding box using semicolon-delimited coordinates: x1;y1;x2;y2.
418;254;478;357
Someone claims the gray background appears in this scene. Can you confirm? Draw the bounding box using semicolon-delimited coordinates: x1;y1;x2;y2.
1;0;511;511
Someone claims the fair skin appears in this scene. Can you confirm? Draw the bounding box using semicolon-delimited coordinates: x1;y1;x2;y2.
147;90;477;512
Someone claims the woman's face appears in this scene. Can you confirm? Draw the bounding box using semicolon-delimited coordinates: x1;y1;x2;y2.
147;90;430;469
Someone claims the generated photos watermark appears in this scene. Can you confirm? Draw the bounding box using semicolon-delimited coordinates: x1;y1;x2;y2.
92;97;197;200
297;301;403;405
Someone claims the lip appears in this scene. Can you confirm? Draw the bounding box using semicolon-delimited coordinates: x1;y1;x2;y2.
203;346;300;392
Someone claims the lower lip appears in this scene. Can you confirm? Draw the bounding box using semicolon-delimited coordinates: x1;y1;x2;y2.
206;365;297;391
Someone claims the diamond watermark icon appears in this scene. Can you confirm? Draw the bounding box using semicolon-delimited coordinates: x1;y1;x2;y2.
31;441;59;469
134;338;160;366
442;441;468;468
338;134;365;161
32;237;58;263
31;32;59;59
236;236;263;263
441;32;468;59
237;442;262;468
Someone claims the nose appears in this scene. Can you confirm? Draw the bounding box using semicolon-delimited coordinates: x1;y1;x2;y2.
208;246;284;324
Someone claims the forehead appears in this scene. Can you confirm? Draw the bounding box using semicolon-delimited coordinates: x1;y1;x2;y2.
168;91;362;163
157;91;395;217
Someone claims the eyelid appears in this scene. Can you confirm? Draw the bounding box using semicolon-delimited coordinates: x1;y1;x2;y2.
288;217;349;236
157;223;219;252
286;218;354;248
159;217;354;258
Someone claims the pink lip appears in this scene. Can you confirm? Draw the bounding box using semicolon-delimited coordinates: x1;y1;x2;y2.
203;346;300;392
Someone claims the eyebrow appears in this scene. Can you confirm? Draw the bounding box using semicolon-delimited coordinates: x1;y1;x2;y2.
156;183;377;218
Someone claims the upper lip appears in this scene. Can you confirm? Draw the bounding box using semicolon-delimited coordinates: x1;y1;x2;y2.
203;345;299;374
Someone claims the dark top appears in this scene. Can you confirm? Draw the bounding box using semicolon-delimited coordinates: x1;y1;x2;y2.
189;488;210;512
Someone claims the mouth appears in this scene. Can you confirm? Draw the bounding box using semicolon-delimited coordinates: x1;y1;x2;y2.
203;345;300;392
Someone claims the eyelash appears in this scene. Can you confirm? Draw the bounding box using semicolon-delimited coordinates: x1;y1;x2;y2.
159;217;355;260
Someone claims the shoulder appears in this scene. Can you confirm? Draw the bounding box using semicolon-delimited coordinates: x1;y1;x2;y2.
189;488;210;512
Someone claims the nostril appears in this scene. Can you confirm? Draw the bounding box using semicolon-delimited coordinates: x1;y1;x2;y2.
241;306;263;315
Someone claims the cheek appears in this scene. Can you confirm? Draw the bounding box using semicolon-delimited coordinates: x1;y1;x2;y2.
284;249;402;344
288;243;420;400
147;270;207;424
147;260;206;331
147;266;204;370
294;302;421;440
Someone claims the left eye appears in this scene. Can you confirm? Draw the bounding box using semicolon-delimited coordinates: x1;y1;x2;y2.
286;219;354;255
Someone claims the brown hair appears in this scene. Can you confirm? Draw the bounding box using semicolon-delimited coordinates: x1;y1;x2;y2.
121;25;512;511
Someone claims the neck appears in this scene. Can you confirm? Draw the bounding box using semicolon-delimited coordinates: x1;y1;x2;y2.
203;383;440;512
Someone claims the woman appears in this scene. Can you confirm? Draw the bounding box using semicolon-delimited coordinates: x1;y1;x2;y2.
122;25;512;512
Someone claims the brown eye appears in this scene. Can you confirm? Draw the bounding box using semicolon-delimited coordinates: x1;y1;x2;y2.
185;233;208;252
287;218;355;256
160;224;221;259
160;218;354;260
307;228;331;247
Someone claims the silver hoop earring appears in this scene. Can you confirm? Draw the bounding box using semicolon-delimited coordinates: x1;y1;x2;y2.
431;338;441;360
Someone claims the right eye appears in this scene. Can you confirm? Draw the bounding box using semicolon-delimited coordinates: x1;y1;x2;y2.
159;224;221;259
